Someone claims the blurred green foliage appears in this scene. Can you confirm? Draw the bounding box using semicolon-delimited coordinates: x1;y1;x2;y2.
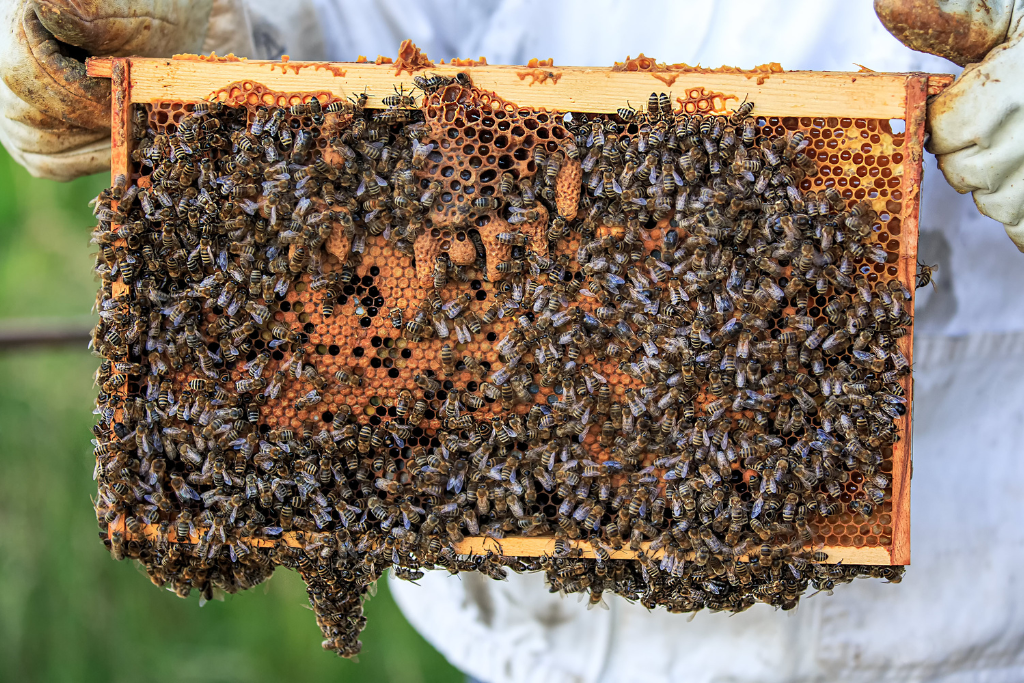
0;148;462;683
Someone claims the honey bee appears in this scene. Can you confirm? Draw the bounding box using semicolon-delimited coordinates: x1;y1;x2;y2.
414;374;441;393
916;261;938;289
499;172;516;196
440;343;455;376
615;102;640;122
333;368;362;388
740;118;757;146
562;138;580;161
471;196;501;211
496;260;525;274
413;73;451;93
381;84;417;107
413;182;441;211
784;130;809;160
507;208;540;226
496;231;529;247
729;97;755;124
294;389;322;410
646;92;662;120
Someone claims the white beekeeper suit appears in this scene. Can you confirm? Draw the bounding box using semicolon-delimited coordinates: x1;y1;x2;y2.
3;1;1023;681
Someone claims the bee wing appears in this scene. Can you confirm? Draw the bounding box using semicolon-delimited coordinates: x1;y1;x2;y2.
447;471;465;493
177;481;201;502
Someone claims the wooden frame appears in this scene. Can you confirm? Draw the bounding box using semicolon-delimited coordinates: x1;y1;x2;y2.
88;56;951;565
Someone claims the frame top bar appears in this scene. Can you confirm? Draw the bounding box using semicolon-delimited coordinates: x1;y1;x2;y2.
87;57;953;118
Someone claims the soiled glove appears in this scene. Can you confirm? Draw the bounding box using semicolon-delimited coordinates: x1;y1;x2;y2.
0;0;256;181
876;0;1024;250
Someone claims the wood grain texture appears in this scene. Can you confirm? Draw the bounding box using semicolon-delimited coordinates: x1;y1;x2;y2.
109;58;131;421
888;76;928;567
109;59;130;302
82;57;956;118
109;59;130;197
927;74;955;95
87;57;113;78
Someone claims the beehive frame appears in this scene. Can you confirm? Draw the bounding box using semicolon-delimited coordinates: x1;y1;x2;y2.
87;55;952;566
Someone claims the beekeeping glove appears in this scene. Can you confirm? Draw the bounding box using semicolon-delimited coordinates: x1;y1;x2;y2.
875;0;1024;250
0;0;256;181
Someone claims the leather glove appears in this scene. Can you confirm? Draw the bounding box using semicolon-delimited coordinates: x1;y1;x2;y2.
0;0;256;181
876;0;1024;250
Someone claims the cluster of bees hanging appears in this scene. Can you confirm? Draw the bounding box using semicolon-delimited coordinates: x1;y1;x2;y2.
88;73;909;658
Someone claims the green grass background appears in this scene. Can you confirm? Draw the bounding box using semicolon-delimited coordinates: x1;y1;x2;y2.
0;148;462;683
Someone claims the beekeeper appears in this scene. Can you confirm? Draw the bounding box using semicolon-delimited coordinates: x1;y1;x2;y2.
4;1;1022;681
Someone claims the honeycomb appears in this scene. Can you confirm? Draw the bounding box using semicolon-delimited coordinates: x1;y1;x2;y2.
134;104;904;544
149;100;906;550
90;69;915;657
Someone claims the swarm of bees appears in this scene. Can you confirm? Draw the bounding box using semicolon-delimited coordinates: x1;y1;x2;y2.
89;73;911;658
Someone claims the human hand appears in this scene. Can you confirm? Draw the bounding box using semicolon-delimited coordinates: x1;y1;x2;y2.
876;0;1024;250
0;0;255;181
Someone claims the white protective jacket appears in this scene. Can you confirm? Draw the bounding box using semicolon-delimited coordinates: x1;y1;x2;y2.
301;2;1024;682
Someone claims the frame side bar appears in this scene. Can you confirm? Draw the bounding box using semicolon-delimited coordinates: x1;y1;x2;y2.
889;75;927;566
